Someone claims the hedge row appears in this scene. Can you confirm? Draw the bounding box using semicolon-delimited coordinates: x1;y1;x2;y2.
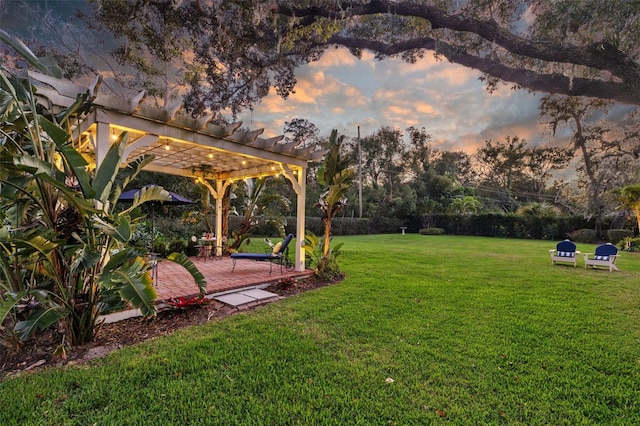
153;213;634;242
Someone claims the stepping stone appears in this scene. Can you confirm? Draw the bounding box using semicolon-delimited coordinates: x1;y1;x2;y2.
214;293;256;307
239;288;278;300
214;289;278;307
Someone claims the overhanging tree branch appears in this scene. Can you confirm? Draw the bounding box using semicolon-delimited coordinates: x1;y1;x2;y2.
329;35;639;104
278;0;640;105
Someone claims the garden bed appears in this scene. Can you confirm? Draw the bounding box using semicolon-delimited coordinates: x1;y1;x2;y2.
1;275;335;378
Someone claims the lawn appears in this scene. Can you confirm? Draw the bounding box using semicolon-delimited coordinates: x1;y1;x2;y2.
1;235;639;425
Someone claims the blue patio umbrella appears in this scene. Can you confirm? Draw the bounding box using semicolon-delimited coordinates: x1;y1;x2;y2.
118;185;196;205
118;185;196;233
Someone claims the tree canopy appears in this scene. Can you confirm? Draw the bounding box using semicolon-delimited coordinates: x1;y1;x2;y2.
275;0;640;106
6;0;640;117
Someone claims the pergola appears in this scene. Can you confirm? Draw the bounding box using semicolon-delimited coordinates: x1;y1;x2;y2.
29;71;325;272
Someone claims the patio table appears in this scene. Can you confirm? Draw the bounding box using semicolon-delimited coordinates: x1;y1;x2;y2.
198;237;217;260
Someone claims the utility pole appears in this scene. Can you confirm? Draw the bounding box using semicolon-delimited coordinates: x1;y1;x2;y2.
358;125;363;218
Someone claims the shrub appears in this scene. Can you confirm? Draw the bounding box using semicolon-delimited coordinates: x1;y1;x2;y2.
168;238;187;255
419;227;445;235
303;231;345;281
185;236;200;256
151;237;169;256
607;229;635;245
568;229;599;244
620;237;640;252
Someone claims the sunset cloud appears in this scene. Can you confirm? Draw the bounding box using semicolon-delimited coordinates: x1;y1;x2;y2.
239;47;545;156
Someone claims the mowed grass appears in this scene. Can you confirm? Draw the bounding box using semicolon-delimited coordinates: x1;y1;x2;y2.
1;235;640;425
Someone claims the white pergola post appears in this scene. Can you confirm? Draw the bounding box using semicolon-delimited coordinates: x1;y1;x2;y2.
295;167;307;272
282;164;307;272
215;180;224;256
198;178;230;257
94;121;111;167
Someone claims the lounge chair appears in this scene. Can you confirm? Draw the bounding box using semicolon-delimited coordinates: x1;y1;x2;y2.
230;234;294;274
583;243;619;272
549;239;580;267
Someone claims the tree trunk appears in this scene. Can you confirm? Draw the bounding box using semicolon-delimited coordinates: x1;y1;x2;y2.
323;206;333;257
573;114;604;236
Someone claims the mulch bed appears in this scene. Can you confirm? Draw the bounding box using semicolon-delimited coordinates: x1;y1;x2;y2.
1;275;336;379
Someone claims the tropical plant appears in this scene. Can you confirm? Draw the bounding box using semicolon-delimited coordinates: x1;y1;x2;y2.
516;202;558;217
317;129;355;258
228;177;291;251
614;183;640;234
303;231;344;281
0;40;205;347
449;195;482;215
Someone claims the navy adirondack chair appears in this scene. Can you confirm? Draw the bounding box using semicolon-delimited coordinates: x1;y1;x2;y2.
549;239;580;267
583;243;619;272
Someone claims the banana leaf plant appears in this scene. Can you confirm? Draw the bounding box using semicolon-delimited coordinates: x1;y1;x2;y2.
317;129;354;257
0;45;205;346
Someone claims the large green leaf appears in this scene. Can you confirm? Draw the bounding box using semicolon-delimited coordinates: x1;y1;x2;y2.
0;87;17;118
109;155;155;208
38;116;95;199
0;291;24;326
93;133;127;203
99;257;156;317
102;247;144;272
14;306;66;340
69;246;101;274
113;215;133;242
14;153;62;178
21;168;99;215
55;91;89;124
92;214;133;243
119;185;172;215
0;29;62;78
166;252;207;297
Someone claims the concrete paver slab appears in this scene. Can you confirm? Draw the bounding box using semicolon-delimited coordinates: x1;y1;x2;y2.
214;288;278;307
240;289;278;300
215;293;257;306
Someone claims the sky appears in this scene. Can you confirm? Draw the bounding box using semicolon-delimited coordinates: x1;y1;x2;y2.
238;46;549;154
0;0;555;154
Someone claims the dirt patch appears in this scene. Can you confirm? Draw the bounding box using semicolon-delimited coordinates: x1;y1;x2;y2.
1;275;336;379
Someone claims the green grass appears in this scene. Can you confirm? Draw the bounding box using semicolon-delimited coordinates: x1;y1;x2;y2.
2;235;640;425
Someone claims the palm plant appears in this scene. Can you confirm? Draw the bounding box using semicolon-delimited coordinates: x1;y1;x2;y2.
615;183;640;234
516;202;558;217
449;195;482;215
317;129;354;257
228;178;291;251
0;41;205;347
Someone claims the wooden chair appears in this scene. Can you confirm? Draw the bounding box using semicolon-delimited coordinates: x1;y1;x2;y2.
549;240;580;267
583;243;619;272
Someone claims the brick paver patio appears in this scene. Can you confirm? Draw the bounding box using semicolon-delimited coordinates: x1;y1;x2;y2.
153;256;313;302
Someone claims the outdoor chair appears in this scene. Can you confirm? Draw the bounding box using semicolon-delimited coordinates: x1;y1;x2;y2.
230;233;294;274
549;239;580;267
583;243;620;272
147;252;161;286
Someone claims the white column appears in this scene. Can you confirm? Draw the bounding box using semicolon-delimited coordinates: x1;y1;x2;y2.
295;167;307;272
215;180;224;257
94;122;110;168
